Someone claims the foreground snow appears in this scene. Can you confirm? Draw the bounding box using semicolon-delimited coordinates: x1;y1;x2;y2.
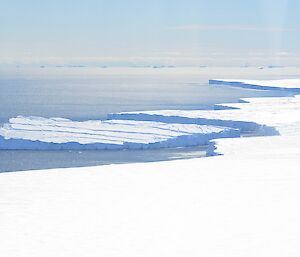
1;151;300;257
0;117;238;150
1;79;300;257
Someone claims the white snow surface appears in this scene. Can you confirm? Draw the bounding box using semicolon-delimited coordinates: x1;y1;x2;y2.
1;79;300;257
0;116;238;150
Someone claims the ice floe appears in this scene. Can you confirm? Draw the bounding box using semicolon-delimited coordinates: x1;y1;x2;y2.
0;116;239;150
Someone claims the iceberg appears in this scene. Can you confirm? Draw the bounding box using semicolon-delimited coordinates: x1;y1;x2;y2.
0;116;239;150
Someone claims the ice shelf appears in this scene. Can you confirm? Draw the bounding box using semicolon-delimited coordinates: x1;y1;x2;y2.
0;116;239;150
209;79;300;92
1;79;300;153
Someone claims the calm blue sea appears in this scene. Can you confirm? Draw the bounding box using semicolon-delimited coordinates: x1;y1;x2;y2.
0;67;293;172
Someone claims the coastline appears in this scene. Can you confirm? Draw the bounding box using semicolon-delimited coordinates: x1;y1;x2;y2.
1;79;300;256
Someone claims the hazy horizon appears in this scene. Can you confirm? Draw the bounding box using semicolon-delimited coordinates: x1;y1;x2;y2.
1;0;300;67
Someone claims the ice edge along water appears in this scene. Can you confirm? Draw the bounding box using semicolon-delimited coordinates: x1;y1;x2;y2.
0;79;299;155
109;79;300;155
209;79;300;92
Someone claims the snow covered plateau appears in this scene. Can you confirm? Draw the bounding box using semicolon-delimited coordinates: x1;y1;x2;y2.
0;79;300;257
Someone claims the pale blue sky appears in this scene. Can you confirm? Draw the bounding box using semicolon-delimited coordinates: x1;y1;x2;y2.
1;0;300;66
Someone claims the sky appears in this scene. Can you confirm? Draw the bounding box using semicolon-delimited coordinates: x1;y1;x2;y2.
1;0;300;66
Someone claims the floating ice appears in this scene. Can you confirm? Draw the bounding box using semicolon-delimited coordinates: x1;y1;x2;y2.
0;116;239;150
